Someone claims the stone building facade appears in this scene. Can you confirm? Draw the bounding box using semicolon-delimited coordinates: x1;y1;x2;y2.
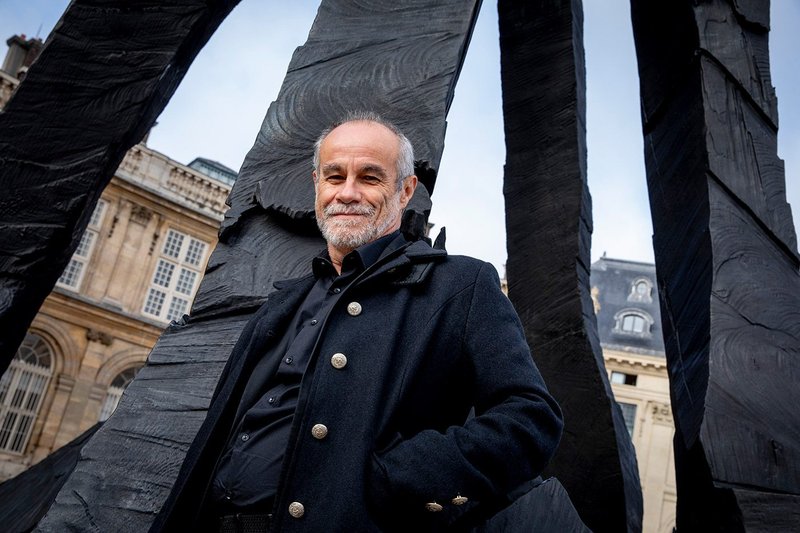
591;256;676;533
0;35;234;480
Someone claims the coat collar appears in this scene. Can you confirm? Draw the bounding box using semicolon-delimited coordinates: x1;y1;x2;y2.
271;234;447;294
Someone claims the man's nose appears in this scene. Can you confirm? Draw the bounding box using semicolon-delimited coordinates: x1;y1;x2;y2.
336;176;361;203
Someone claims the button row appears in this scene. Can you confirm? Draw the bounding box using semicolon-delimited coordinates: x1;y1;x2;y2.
424;494;469;512
283;304;363;523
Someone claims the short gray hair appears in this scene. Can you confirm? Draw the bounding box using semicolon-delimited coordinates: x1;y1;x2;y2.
312;111;415;190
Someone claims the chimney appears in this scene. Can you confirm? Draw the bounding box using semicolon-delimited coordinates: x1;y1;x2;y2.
2;34;43;79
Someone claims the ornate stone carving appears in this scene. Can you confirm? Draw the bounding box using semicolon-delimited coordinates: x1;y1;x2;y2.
85;329;113;346
129;204;153;226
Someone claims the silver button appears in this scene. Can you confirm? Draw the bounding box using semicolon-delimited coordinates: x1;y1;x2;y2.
424;502;443;512
347;302;362;316
311;423;328;439
452;494;468;505
288;501;305;518
241;433;249;442
331;353;347;369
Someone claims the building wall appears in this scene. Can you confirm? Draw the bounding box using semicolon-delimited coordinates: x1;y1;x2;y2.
0;62;231;480
605;349;676;533
592;257;677;533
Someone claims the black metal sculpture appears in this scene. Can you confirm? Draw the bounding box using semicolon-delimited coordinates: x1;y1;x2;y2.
0;0;242;377
630;0;800;529
499;1;642;530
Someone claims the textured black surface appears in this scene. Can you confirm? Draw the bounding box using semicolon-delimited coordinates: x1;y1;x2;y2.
631;0;800;528
36;1;481;530
477;478;590;533
0;0;241;377
0;424;100;533
498;1;642;531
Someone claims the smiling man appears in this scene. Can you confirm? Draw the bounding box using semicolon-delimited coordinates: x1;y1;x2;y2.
312;118;417;269
152;112;563;533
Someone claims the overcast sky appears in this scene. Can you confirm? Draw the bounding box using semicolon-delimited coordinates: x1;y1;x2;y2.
2;1;798;275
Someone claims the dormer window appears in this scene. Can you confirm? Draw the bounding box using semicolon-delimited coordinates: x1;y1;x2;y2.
613;309;654;337
628;277;653;303
622;313;647;333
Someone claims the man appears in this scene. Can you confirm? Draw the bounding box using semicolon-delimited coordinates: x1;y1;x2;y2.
152;112;563;532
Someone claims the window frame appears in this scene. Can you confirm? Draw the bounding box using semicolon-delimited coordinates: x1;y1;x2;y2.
99;367;140;422
613;308;654;338
0;333;54;454
57;199;107;291
141;228;208;323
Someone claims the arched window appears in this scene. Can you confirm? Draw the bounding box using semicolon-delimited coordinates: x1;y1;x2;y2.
99;367;140;422
613;309;654;336
622;313;647;333
0;333;53;453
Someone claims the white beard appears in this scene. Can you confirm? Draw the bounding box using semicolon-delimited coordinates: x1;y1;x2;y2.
318;192;402;251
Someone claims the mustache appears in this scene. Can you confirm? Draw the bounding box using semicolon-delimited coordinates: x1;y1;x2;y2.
324;204;375;216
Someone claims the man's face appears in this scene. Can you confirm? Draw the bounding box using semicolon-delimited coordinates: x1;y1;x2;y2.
313;121;417;252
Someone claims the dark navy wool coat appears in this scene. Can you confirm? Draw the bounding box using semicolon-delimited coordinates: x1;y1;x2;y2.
152;237;563;532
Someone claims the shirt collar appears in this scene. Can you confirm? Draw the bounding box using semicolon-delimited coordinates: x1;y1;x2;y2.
312;230;402;279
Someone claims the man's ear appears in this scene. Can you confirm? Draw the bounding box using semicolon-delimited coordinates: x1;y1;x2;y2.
399;174;418;208
312;170;318;186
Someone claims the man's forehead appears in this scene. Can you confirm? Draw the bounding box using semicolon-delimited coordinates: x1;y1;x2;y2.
321;121;399;152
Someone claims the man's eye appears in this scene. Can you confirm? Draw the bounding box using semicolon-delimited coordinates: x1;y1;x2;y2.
327;175;345;182
363;175;380;182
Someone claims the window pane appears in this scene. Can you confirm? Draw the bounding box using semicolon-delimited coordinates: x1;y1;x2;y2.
167;297;189;322
100;367;140;422
10;372;31;408
89;200;106;227
10;415;32;452
58;258;84;288
74;231;95;257
0;335;54;453
99;386;124;422
184;239;207;267
163;230;185;259
0;371;12;404
152;260;175;288
175;269;197;296
111;367;139;389
611;371;626;384
621;313;648;333
622;315;634;331
143;288;166;316
0;412;17;449
619;402;637;437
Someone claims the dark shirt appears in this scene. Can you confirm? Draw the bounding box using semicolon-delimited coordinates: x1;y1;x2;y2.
211;231;401;514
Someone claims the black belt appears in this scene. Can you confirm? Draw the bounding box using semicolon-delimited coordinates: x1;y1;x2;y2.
218;513;272;533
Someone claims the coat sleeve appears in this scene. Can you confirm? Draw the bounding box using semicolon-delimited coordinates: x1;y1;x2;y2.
368;261;564;527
